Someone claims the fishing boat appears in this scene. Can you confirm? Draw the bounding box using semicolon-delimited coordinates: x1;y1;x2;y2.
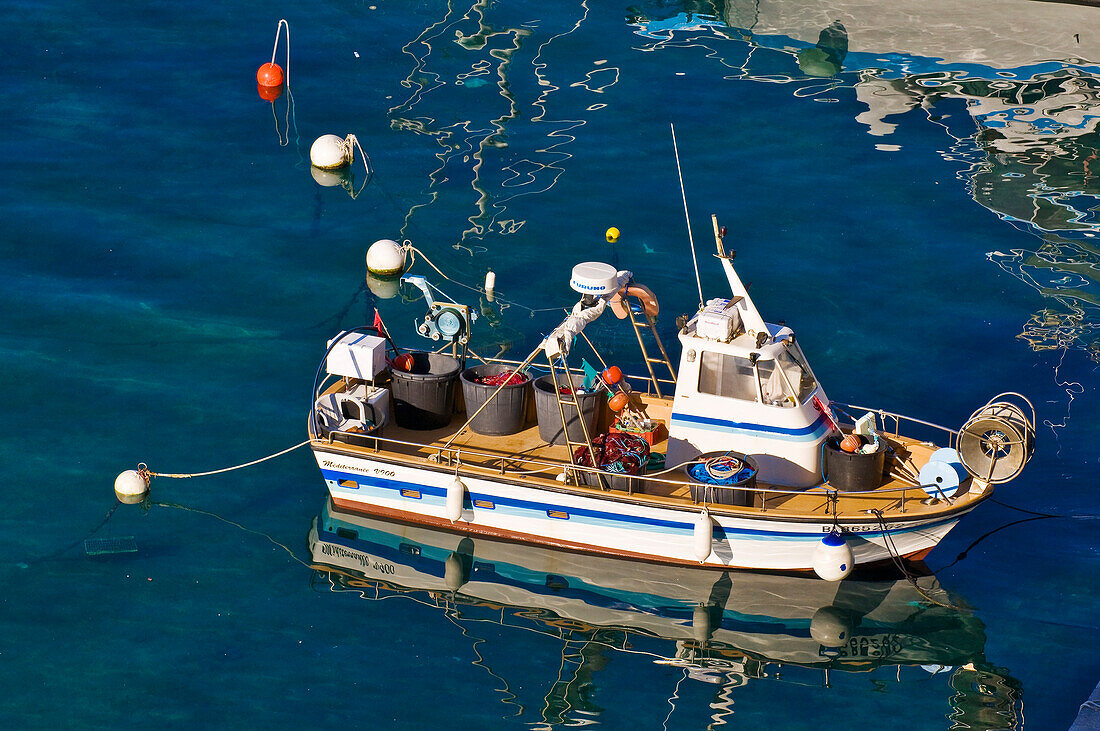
308;216;1036;580
308;499;1020;726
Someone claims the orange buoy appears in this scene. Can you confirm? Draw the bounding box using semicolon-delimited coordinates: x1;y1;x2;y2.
257;62;284;88
257;82;283;102
602;366;623;386
392;353;415;372
609;392;629;412
840;434;861;453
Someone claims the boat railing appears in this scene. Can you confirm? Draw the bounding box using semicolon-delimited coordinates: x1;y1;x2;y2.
313;428;954;517
831;401;960;450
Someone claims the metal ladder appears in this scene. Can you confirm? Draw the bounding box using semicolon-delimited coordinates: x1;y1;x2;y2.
548;358;608;491
622;291;677;398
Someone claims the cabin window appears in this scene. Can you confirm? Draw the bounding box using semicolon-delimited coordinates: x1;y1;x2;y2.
778;346;816;402
698;351;759;401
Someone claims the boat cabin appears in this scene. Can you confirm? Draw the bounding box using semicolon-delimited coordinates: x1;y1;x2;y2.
667;297;831;487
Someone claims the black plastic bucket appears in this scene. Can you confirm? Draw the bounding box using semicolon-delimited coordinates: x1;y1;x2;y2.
823;437;886;491
533;374;602;445
577;467;641;494
683;452;758;507
459;364;531;436
389;352;461;430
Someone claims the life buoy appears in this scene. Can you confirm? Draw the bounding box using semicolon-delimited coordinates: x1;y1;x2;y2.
609;284;659;320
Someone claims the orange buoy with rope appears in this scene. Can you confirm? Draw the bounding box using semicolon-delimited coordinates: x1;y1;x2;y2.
257;62;284;88
256;19;290;100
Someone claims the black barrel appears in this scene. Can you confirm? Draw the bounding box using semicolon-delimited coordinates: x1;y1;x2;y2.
389;352;461;430
533;374;602;445
459;364;531;436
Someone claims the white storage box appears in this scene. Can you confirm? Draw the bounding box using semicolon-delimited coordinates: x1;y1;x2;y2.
696;299;742;342
326;332;387;380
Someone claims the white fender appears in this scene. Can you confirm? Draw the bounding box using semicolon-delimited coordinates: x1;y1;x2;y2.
812;531;854;581
693;509;712;562
446;476;466;522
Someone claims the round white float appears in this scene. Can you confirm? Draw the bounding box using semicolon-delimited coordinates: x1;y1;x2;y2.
812;531;854;581
114;469;149;504
310;134;350;169
366;239;406;278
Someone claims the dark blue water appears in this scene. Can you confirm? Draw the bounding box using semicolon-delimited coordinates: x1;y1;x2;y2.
2;1;1098;727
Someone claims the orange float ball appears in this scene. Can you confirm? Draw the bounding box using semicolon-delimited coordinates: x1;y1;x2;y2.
257;82;283;102
257;62;284;88
839;434;861;453
392;353;415;372
601;366;623;386
608;392;629;412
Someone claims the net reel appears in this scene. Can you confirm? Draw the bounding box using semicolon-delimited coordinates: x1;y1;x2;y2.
957;392;1036;484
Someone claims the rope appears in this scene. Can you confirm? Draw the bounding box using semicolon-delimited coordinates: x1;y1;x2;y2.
270;19;290;86
344;134;374;197
147;440;310;479
151;501;312;570
403;243;565;315
869;509;960;610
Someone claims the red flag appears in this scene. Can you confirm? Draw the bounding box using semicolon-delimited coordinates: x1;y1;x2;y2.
372;308;386;336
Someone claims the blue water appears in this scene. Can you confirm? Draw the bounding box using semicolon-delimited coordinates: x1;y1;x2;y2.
2;1;1098;727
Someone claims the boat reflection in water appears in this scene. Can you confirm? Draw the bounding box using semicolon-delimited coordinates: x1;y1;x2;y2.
308;499;1021;727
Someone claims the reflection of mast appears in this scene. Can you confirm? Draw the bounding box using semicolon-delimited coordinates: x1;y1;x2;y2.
387;1;613;255
539;638;609;725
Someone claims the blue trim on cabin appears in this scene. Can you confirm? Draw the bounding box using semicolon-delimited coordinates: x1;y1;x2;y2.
670;412;830;442
320;468;960;540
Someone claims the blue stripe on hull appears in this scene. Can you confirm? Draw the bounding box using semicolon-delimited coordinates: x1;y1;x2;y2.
320;467;959;541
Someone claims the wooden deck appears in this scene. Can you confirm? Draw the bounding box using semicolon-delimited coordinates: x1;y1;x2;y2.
314;384;988;523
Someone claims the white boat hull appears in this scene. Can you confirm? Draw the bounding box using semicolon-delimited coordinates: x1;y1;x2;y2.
313;445;970;572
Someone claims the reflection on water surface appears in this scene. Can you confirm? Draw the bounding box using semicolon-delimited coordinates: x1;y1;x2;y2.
309;500;1023;728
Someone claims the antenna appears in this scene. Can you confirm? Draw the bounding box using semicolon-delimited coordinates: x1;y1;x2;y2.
671;123;704;309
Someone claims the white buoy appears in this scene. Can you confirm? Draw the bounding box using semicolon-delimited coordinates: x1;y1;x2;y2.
809;606;852;646
444;551;470;592
692;603;713;643
693;509;712;562
114;469;149;505
484;270;496;302
366;239;406;279
446;476;466;522
812;531;854;581
310;134;351;169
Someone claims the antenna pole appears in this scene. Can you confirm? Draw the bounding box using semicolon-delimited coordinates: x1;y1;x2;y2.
671;123;704;309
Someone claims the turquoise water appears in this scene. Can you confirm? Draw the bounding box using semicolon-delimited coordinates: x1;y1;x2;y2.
2;1;1098;727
